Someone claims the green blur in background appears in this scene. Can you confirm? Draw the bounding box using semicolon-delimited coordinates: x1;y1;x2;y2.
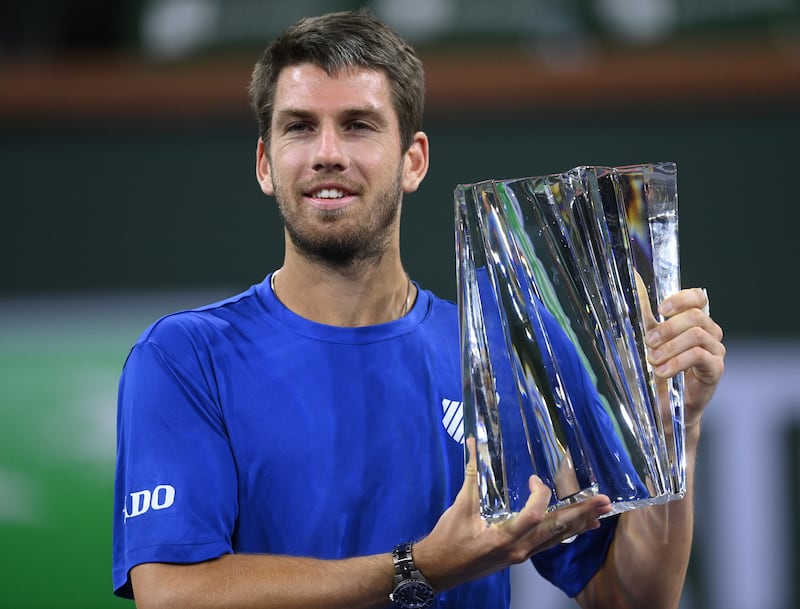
0;293;228;608
0;313;127;608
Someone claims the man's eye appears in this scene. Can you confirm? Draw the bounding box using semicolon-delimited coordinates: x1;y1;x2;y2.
286;122;311;132
349;121;373;131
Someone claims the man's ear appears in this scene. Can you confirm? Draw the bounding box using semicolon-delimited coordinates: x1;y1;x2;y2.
256;137;275;196
401;131;430;194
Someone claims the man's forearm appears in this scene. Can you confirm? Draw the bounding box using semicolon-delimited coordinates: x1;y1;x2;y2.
131;552;394;609
578;424;700;609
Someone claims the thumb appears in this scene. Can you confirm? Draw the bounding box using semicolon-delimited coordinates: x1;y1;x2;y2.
634;271;659;332
452;437;481;518
464;436;478;478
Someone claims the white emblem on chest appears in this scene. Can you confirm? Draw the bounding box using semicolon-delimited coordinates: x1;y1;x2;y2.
441;399;464;444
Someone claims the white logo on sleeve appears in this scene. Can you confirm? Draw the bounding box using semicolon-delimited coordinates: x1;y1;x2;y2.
123;484;176;521
441;399;464;444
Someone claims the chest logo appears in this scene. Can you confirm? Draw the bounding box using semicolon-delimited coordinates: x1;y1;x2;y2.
441;399;464;444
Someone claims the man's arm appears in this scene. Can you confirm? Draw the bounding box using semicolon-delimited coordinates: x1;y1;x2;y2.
131;441;613;609
131;553;391;609
576;287;725;609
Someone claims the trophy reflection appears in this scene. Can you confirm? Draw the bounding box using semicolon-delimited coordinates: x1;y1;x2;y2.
455;162;684;522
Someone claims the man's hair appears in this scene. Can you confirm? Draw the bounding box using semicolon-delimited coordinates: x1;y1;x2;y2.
248;10;425;152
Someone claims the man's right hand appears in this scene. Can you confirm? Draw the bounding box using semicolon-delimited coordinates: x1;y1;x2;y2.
411;438;613;593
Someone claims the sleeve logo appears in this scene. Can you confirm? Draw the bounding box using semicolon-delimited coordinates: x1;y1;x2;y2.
123;484;176;521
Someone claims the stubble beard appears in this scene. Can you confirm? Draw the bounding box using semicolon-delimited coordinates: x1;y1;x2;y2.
273;168;404;270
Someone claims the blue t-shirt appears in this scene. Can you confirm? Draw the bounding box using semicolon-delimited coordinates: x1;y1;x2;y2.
113;275;617;606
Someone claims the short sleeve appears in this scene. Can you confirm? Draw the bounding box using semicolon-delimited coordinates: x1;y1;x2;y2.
531;515;618;597
112;327;238;598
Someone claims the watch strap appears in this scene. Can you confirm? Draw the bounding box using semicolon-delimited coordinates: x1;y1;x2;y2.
390;542;435;608
392;542;427;584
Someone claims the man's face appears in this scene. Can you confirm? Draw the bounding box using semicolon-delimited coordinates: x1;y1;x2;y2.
258;63;420;264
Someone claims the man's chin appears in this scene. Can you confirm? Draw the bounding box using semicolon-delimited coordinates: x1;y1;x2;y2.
289;232;375;265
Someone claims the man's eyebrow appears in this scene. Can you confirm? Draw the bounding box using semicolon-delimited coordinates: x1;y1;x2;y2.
274;108;314;123
341;107;389;126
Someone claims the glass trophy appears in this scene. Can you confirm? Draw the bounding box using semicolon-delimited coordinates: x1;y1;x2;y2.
455;162;684;523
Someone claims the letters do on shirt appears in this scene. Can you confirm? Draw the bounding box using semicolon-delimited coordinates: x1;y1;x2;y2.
123;484;176;521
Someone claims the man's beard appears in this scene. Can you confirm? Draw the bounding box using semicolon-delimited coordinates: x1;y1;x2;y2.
273;168;404;267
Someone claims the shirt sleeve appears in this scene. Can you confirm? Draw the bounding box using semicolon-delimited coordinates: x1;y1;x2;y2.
531;514;619;597
113;320;238;598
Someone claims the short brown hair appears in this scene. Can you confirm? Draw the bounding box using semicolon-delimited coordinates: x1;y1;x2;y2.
249;10;425;152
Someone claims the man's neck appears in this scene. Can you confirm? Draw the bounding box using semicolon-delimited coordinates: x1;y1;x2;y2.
271;253;416;327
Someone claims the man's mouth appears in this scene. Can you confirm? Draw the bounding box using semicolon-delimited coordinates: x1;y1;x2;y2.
311;188;345;199
304;185;356;210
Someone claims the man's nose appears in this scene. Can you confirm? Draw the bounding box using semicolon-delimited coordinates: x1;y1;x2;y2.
311;126;347;171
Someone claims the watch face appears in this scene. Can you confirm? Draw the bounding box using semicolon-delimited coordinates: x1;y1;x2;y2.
392;580;436;608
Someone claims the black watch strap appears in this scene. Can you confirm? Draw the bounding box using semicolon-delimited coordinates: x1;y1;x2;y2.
390;542;435;608
392;542;416;583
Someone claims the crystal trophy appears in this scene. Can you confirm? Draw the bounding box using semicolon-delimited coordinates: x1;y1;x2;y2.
455;162;684;522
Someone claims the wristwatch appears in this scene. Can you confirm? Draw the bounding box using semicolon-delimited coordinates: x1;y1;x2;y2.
389;542;436;608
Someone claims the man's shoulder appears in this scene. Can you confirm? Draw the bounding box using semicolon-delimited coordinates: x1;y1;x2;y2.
135;284;263;349
415;288;458;334
421;288;457;317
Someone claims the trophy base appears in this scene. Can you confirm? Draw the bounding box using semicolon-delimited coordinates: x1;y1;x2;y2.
602;490;687;517
482;484;602;525
547;484;601;514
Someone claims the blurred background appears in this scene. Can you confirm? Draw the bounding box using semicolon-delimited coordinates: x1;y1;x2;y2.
1;1;799;607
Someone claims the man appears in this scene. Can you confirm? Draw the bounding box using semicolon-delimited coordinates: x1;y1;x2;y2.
113;10;725;609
